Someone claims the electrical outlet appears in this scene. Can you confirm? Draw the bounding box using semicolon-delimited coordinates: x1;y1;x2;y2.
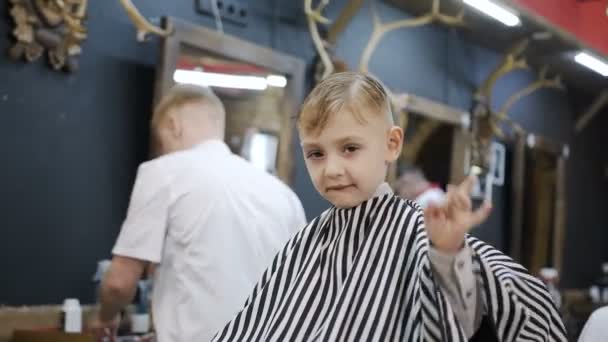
196;0;249;27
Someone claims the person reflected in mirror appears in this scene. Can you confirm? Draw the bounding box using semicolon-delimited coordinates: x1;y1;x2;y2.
395;165;446;209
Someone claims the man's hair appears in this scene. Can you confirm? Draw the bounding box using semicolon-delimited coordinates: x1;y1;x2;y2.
151;83;225;127
297;72;394;135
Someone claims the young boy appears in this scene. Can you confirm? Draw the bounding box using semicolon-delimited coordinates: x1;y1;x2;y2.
212;72;566;341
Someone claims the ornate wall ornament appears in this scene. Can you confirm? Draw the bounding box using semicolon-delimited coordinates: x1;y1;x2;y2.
8;0;88;72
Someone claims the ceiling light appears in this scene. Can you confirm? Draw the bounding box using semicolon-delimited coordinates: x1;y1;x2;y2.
266;75;287;87
463;0;521;27
173;70;268;90
174;70;289;90
574;51;608;77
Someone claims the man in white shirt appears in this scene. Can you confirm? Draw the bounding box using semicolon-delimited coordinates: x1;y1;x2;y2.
91;84;306;341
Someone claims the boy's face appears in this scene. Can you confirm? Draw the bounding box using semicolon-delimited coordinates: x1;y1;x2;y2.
300;109;402;209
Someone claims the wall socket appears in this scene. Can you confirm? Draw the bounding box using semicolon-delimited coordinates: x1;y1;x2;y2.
196;0;249;27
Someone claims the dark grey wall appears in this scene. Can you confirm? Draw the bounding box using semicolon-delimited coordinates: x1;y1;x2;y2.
0;0;605;305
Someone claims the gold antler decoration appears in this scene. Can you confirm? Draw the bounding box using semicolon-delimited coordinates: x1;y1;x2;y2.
476;38;529;107
359;0;464;143
118;0;173;42
475;38;563;138
472;38;529;140
305;0;334;80
496;66;562;123
470;38;564;174
359;0;464;73
575;89;608;133
469;39;529;173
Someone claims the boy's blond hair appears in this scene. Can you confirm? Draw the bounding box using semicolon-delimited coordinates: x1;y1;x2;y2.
297;72;393;135
151;84;225;128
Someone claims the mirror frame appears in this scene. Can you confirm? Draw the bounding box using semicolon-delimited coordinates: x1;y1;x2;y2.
154;17;306;186
510;133;568;274
389;94;470;185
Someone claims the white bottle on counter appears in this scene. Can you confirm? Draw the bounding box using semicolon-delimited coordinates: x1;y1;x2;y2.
62;298;82;333
540;268;561;309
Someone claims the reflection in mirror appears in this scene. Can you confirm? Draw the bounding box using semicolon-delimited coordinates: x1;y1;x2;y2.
240;129;279;174
172;45;287;175
397;115;456;187
155;19;305;185
508;134;567;275
521;143;564;275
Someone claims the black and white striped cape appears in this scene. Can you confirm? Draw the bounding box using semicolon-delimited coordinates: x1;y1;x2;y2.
212;193;566;341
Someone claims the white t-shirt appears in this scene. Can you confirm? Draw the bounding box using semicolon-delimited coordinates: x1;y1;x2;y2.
578;306;608;342
112;140;306;342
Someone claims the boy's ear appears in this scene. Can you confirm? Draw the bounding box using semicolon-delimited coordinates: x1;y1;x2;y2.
386;126;403;163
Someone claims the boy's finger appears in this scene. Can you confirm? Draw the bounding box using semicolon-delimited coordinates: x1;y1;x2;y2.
445;189;470;217
444;191;457;216
453;191;471;211
459;175;477;194
424;205;446;226
467;200;492;227
424;205;440;219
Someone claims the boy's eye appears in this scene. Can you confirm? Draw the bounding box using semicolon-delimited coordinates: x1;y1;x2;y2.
343;144;360;154
306;150;324;160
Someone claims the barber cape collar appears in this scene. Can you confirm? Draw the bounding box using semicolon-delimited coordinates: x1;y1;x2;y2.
213;192;566;341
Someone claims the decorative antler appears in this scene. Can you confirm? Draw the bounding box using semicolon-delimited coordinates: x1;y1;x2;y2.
470;39;563;176
353;0;465;155
468;40;528;172
576;88;608;133
8;0;89;71
359;0;464;73
496;66;563;121
476;38;529;107
305;0;334;80
118;0;173;41
58;0;88;50
470;38;531;143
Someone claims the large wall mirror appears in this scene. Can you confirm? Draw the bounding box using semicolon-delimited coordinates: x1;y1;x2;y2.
154;17;305;185
510;133;568;275
389;96;568;265
389;95;470;187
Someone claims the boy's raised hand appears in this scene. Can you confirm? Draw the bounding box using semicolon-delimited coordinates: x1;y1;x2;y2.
423;175;493;254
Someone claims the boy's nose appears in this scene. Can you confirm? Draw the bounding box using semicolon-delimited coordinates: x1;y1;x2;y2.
324;156;345;178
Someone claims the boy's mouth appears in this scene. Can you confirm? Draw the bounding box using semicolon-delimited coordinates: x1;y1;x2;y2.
326;184;355;192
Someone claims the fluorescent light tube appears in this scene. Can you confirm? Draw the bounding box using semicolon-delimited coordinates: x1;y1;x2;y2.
463;0;521;27
266;75;287;87
173;70;268;90
574;51;608;77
